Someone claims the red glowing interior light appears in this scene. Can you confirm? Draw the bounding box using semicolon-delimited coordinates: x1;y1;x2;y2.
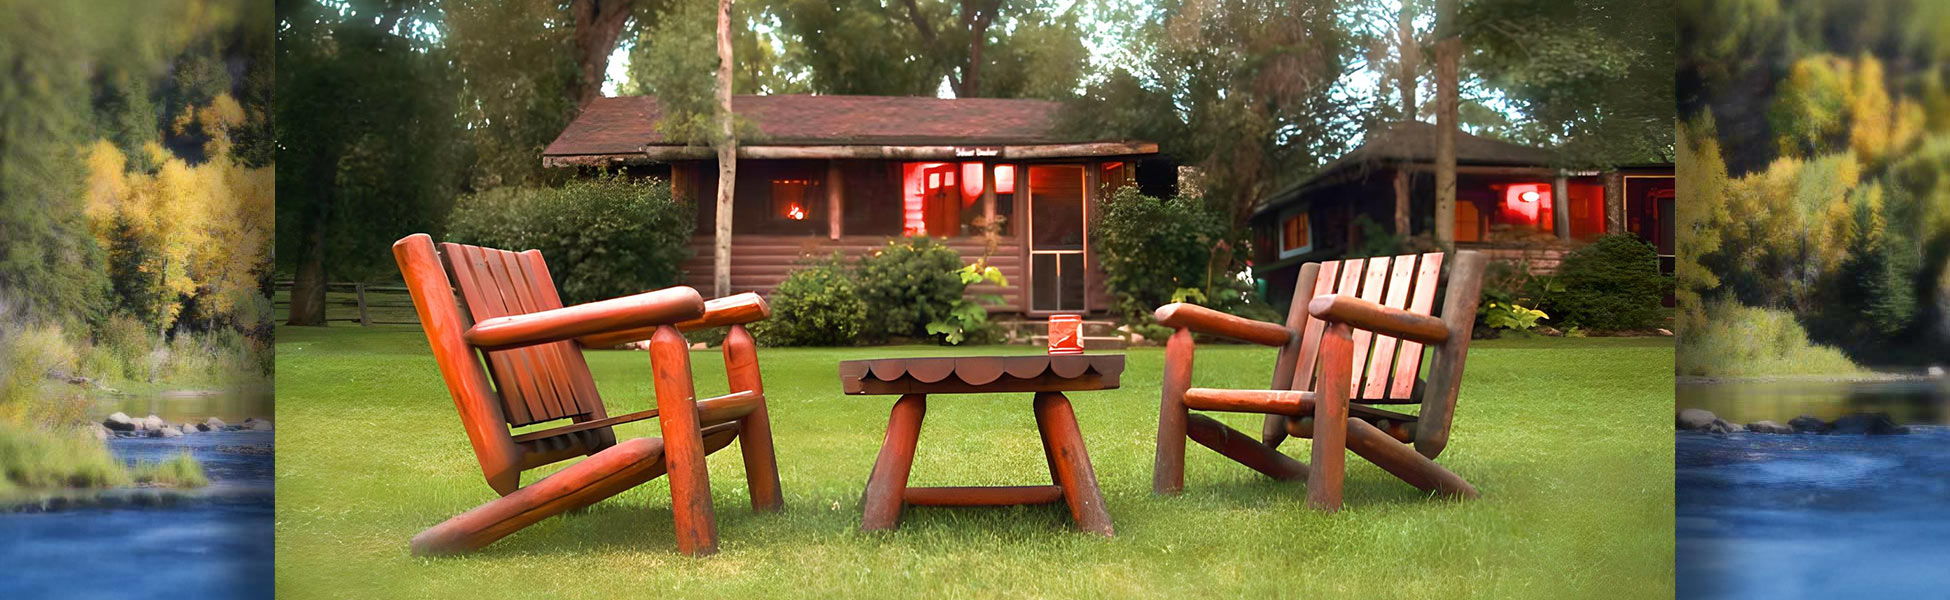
1502;182;1552;225
786;203;806;220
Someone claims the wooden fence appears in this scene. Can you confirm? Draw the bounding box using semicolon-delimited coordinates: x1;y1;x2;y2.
272;281;420;326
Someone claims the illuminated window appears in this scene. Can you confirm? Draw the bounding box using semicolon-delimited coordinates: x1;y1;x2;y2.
771;178;815;222
1278;209;1312;258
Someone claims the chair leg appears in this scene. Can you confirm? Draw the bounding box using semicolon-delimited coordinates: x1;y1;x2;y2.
1036;392;1114;537
1153;328;1194;495
650;326;719;557
1186;414;1308;481
1345;419;1479;499
1261;414;1290;450
1307;323;1353;513
862;394;926;531
723;325;784;513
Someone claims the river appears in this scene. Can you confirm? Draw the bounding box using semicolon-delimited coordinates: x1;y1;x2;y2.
0;390;273;600
1677;379;1950;597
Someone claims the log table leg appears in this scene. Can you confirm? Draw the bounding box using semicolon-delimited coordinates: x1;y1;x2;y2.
862;394;927;531
1034;392;1114;537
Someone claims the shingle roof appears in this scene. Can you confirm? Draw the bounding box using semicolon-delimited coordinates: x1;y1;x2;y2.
544;94;1108;157
1254;121;1560;215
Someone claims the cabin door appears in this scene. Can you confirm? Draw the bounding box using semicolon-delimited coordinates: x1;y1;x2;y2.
1026;165;1086;313
921;164;960;237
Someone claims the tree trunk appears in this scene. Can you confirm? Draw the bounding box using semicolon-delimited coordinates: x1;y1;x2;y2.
1397;3;1419;120
1433;0;1459;248
571;0;636;108
713;0;736;298
286;204;330;326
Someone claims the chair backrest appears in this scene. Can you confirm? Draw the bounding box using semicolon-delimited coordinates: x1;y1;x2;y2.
393;234;613;495
1271;251;1486;454
440;242;607;427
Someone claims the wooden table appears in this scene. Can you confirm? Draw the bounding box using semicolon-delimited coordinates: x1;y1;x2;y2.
838;354;1124;536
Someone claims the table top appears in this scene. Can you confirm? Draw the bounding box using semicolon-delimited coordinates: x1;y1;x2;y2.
838;354;1124;396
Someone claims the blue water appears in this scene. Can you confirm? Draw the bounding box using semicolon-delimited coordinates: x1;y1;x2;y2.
1677;427;1950;598
0;431;273;600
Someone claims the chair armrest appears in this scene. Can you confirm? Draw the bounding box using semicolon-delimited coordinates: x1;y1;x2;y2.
464;286;705;351
1154;303;1291;347
1307;294;1449;345
577;292;771;348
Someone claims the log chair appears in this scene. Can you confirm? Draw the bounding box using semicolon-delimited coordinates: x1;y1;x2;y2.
1152;251;1487;511
393;234;783;557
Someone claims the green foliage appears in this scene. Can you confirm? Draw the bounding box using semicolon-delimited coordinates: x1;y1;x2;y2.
1475;259;1559;337
926;263;1009;345
1063;0;1354;234
445;175;694;306
0;423;129;490
749;257;867;347
1678;300;1859;377
1545;235;1673;331
1464;0;1677;166
443;0;581;189
129;451;208;488
1482;301;1548;333
1091;187;1234;319
853;236;969;341
275;3;467;286
0;324;78;411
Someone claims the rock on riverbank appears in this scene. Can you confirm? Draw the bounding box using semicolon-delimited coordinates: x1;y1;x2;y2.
1676;409;1910;435
98;413;271;438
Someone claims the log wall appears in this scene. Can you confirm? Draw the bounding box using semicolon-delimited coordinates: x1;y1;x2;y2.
679;235;1032;312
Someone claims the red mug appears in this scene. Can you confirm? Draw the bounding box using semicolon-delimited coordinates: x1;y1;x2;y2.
1048;314;1083;355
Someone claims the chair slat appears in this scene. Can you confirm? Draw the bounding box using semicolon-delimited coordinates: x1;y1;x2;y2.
1347;256;1391;398
1290;260;1341;392
1361;255;1419;399
497;249;579;420
446;243;534;426
521;252;608;419
476;246;558;424
1388;252;1444;399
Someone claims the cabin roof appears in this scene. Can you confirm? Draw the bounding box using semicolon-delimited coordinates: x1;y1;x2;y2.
544;94;1130;158
1253;121;1561;217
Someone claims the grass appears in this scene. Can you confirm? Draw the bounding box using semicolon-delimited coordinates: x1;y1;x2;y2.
0;423;129;492
274;325;1674;599
130;451;210;488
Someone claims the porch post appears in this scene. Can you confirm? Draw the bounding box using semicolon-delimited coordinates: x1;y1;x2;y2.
827;159;843;240
1552;173;1569;242
982;162;997;229
1604;171;1625;234
1392;169;1410;236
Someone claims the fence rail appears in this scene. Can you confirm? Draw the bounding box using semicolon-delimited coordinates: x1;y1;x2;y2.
272;281;420;326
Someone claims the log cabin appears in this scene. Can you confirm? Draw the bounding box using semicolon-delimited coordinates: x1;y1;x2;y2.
1248;121;1675;310
541;95;1163;316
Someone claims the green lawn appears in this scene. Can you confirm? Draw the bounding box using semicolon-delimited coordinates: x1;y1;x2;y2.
275;326;1674;599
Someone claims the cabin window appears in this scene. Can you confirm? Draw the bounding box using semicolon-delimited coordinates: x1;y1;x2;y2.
902;162;1014;238
1277;208;1312;258
1567;180;1606;241
771;178;816;223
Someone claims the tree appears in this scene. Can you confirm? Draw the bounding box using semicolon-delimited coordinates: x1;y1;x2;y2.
714;0;737;297
767;0;1086;99
1432;0;1458;247
276;2;465;325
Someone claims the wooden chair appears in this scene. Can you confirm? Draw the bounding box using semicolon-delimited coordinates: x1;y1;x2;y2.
1152;251;1486;511
392;233;783;557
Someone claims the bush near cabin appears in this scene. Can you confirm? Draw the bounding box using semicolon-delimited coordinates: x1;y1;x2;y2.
1544;235;1674;331
446;175;693;306
1092;187;1273;338
749;256;867;347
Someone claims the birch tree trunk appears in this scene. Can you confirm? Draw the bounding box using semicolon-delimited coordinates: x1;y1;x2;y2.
713;0;736;298
1433;0;1459;248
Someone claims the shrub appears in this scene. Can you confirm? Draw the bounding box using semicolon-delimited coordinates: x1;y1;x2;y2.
1;324;77;409
1545;235;1673;331
1091;187;1235;321
853;236;966;341
92;314;153;382
130;451;208;488
749;257;867;347
446;174;694;305
1678;300;1859;376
